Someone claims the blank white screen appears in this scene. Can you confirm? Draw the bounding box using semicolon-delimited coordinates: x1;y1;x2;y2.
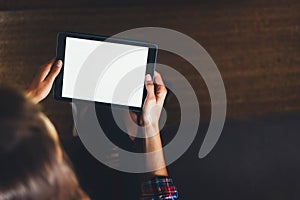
62;37;149;108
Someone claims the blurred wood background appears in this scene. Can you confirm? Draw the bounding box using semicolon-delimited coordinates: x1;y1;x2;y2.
0;0;299;136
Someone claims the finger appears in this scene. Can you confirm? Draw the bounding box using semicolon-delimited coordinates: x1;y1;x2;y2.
154;71;165;86
45;60;63;83
139;117;144;126
154;72;167;106
129;111;138;123
145;74;155;99
37;58;56;82
156;85;167;106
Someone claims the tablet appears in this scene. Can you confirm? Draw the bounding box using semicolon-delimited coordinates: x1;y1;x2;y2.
54;32;158;111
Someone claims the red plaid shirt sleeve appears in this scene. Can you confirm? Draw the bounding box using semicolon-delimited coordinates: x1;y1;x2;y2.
140;176;178;200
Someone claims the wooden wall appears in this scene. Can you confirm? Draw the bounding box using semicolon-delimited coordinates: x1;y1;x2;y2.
0;0;299;135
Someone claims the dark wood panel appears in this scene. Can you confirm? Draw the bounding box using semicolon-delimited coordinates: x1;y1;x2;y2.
0;0;268;11
0;0;299;135
0;0;189;10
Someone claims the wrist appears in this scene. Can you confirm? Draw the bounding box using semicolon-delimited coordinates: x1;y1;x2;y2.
143;123;160;138
144;123;163;152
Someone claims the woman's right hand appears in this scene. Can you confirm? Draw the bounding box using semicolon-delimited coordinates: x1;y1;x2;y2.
127;71;168;137
141;71;168;136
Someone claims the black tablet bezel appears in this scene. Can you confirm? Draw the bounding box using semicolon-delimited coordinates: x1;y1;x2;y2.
54;32;158;112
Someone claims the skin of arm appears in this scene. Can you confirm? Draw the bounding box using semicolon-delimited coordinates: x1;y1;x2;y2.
26;58;174;199
26;59;168;177
130;72;169;178
144;125;168;177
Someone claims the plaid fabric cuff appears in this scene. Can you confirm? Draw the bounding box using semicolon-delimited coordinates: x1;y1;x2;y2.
140;176;178;200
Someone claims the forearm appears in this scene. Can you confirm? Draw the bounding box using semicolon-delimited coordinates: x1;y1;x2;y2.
139;72;178;199
144;124;168;178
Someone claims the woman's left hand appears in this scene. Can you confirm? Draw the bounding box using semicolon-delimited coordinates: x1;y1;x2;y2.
26;59;62;104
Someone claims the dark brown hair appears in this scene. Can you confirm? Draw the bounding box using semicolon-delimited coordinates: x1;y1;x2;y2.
0;87;89;200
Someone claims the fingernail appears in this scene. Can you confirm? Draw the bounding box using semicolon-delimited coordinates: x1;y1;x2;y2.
56;60;63;67
146;74;152;81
